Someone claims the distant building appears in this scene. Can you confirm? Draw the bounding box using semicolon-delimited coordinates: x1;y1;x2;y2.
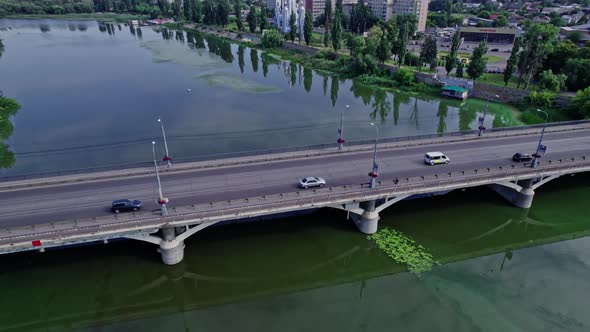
366;0;429;32
305;0;336;21
267;0;276;11
560;24;590;42
459;26;521;44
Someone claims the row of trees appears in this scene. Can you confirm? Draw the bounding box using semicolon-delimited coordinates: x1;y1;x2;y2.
0;0;94;16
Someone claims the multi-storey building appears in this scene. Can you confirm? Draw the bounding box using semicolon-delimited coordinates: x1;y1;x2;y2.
366;0;428;32
305;0;336;21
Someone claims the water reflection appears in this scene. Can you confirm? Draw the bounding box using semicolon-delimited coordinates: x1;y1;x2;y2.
238;45;245;73
205;35;233;63
250;49;258;73
303;67;312;92
136;27;142;39
39;24;50;33
330;77;339;107
437;101;448;134
289;62;297;86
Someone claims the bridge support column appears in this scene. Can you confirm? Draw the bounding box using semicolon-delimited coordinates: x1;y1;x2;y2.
491;178;535;209
158;227;185;265
353;200;380;234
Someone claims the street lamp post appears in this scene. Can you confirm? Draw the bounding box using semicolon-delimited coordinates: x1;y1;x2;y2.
157;117;172;167
338;105;349;151
152;141;168;216
531;109;549;168
368;123;379;189
478;94;500;137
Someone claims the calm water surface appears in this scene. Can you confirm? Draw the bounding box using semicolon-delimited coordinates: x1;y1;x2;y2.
0;19;518;176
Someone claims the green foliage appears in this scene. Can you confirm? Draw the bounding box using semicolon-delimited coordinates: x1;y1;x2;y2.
445;30;460;75
467;41;488;80
0;96;20;169
367;228;435;274
259;3;267;32
234;0;243;31
504;36;521;87
261;29;282;48
331;0;343;51
288;11;296;42
0;0;94;15
517;23;559;89
563;58;590;91
571;87;590;118
304;11;312;46
419;35;437;68
247;5;257;33
323;0;331;47
216;0;230;26
349;0;372;34
351;53;380;76
190;0;201;22
493;15;508;27
456;61;463;78
525;90;556;107
478;10;491;18
538;70;566;92
543;40;578;75
393;68;416;86
566;31;583;44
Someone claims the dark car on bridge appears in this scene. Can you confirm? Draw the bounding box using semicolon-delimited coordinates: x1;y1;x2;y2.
512;153;533;162
111;199;142;213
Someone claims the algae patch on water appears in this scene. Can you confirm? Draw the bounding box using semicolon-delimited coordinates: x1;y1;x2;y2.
198;73;282;94
141;40;227;69
368;228;436;274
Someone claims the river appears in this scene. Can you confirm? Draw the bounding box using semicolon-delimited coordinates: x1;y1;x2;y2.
0;19;588;332
0;18;519;177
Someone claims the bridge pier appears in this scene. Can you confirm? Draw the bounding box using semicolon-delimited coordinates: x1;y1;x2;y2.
491;178;535;209
158;227;185;265
353;200;380;234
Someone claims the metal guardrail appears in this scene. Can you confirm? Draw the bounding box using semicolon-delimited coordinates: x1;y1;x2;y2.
1;155;589;249
1;120;589;182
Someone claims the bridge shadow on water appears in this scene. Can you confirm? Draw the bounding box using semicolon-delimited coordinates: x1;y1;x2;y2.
0;174;589;331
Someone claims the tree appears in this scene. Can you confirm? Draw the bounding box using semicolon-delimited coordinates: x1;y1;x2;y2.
375;27;391;63
261;29;282;48
217;0;230;26
288;12;297;42
571;87;590;119
493;15;508;27
203;0;217;24
183;0;192;20
503;36;522;87
566;31;583;44
235;0;243;31
563;58;590;91
550;15;565;27
247;5;257;33
517;23;559;89
538;70;566;92
445;30;461;75
467;41;488;80
478;10;491;19
332;0;343;51
191;0;202;22
304;11;313;46
323;0;332;47
172;0;182;19
346;33;365;56
259;3;267;32
351;0;370;34
419;35;437;70
391;14;417;67
543;39;578;75
456;61;463;77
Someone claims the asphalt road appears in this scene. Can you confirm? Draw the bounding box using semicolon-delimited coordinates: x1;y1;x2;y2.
2;129;590;228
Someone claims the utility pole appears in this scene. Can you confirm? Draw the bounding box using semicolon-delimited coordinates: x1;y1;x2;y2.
152;141;168;216
368;122;379;189
478;94;499;137
338;105;349;150
157;117;172;167
531;109;549;168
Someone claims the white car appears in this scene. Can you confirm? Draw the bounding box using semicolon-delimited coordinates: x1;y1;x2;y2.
424;151;450;165
299;177;326;189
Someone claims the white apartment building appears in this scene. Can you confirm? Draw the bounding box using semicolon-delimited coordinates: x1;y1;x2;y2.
366;0;428;32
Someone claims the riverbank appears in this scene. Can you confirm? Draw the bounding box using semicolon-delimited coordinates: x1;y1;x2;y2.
3;13;145;23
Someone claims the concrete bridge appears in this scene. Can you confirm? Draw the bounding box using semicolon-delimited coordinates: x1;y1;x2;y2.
1;122;590;264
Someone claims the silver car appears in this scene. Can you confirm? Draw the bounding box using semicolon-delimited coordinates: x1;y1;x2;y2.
299;177;326;189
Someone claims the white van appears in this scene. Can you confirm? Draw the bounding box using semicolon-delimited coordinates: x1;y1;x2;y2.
424;152;450;165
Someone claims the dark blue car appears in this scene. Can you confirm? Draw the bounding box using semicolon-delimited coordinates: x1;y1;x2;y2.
111;199;142;213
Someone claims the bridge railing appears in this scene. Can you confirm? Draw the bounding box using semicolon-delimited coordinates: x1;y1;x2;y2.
2;120;589;182
1;155;589;249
